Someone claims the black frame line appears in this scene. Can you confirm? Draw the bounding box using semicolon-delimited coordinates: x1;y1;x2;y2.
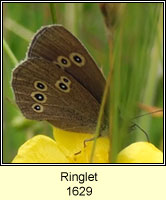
1;0;165;166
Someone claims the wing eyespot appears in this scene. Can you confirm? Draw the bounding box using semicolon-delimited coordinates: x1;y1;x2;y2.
55;76;71;93
34;81;48;91
57;56;71;68
60;76;71;84
69;52;85;67
31;91;47;103
59;83;68;90
32;103;44;113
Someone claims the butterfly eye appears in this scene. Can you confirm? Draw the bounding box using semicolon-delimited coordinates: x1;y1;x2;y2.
57;56;71;67
31;91;47;103
69;52;85;67
32;103;44;113
34;81;47;91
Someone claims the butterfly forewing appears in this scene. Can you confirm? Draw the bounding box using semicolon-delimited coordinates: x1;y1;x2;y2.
27;25;106;104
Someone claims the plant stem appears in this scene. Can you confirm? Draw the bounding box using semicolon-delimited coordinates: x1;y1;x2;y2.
49;3;57;24
90;45;113;163
4;18;33;42
64;3;77;35
3;38;18;66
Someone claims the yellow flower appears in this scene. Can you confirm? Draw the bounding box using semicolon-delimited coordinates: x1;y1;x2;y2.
12;127;163;163
116;142;163;163
12;127;110;163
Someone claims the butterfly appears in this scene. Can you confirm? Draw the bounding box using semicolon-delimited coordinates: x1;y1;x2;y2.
12;25;107;134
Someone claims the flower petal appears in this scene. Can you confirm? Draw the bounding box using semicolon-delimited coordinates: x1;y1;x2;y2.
53;127;95;156
116;142;163;163
12;135;70;163
74;137;110;163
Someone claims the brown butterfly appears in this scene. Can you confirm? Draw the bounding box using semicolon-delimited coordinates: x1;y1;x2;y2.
12;25;106;133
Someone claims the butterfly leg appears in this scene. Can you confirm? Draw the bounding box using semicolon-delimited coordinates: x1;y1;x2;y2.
83;136;99;148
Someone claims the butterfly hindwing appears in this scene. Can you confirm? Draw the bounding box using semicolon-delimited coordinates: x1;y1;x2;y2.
12;58;100;133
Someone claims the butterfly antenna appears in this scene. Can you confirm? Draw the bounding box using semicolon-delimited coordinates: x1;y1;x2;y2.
130;122;150;142
132;109;163;120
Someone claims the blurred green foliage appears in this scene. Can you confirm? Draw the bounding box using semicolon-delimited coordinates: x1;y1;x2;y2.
108;3;163;160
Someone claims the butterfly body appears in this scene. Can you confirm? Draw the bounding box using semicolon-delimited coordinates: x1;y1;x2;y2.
12;25;106;134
